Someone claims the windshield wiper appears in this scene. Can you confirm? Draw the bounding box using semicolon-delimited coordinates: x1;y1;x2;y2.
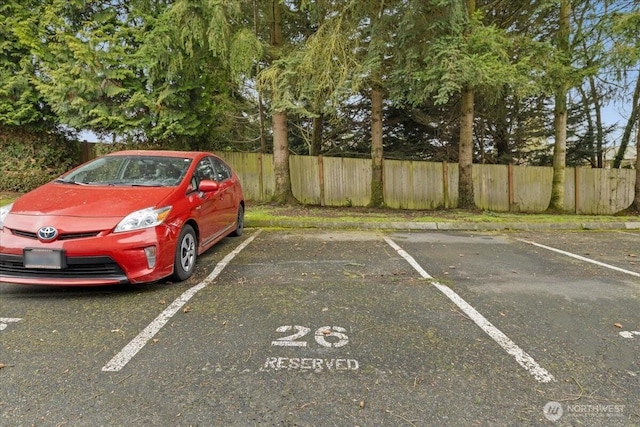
54;178;84;185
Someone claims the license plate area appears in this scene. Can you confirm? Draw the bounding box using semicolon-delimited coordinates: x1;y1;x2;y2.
23;248;66;269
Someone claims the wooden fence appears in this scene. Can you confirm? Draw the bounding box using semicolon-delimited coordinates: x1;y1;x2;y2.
216;152;635;214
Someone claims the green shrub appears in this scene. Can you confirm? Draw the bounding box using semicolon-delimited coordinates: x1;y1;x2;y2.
0;129;81;192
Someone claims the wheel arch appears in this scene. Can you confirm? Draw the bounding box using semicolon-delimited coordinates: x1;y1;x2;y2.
183;219;199;245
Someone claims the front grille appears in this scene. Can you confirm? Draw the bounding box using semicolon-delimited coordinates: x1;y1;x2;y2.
58;232;102;241
0;254;127;282
10;228;102;241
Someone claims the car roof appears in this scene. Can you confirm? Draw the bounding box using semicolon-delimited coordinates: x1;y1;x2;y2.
105;150;213;159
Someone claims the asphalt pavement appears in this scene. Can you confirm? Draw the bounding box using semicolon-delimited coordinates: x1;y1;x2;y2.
1;223;638;426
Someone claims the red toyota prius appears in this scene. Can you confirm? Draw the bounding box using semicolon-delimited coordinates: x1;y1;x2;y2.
0;150;245;286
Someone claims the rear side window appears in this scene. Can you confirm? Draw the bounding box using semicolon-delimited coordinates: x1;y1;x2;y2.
210;157;232;182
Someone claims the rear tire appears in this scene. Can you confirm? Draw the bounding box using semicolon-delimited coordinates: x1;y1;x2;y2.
230;204;244;237
172;224;197;281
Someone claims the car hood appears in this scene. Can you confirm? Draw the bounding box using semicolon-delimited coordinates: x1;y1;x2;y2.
10;183;175;218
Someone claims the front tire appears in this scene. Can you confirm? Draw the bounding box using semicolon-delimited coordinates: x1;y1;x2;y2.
230;204;244;237
172;224;197;281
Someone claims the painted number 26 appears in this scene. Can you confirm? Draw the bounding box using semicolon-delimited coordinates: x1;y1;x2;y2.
271;325;349;348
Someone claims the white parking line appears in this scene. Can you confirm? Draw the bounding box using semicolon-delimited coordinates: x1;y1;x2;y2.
384;237;555;384
516;238;640;278
102;231;261;372
0;317;22;331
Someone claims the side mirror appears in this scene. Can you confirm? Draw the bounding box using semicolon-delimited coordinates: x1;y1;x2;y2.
198;179;219;193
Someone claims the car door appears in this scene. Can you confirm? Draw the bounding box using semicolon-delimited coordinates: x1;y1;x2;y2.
209;156;237;230
190;157;223;247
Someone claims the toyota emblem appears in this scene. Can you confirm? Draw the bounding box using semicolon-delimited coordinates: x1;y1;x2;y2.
37;226;58;241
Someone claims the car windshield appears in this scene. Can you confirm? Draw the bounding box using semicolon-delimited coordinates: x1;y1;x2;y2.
59;155;193;187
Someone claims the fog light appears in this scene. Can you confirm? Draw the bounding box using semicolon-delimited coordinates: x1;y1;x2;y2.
144;246;157;268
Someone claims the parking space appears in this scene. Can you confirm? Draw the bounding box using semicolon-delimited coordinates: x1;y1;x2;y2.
1;229;638;426
390;230;639;423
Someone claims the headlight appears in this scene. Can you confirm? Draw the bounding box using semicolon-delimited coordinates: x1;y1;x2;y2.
0;203;13;229
114;206;172;233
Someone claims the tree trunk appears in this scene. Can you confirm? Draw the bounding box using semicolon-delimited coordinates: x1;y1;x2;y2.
494;101;510;164
589;74;605;168
577;85;596;167
548;0;570;212
458;85;475;209
614;73;640;169
369;86;384;208
549;90;568;211
254;0;267;154
310;114;323;156
272;111;294;204
633;123;640;212
457;0;476;209
269;0;295;204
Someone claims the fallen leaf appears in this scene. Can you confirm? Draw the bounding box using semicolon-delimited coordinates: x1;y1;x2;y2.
183;306;192;313
614;323;623;329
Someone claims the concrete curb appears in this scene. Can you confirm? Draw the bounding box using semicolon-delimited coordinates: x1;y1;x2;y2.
246;219;640;232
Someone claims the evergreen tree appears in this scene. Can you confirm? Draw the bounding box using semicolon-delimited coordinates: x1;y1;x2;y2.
548;0;572;212
0;0;56;129
12;0;259;148
392;0;546;208
609;4;640;212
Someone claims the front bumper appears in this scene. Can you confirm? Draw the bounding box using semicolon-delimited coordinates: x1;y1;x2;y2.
0;225;178;286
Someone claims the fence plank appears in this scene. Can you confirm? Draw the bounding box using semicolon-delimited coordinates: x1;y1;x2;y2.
511;166;552;212
216;152;274;201
290;155;321;205
576;167;634;214
474;164;509;211
384;160;445;209
322;157;371;206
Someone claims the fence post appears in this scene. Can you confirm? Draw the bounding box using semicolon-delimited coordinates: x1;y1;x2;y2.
258;152;264;201
574;167;580;214
318;155;325;207
508;163;514;212
442;161;449;208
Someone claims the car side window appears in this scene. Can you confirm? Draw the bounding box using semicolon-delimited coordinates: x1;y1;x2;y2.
211;157;231;182
187;158;216;193
195;158;216;182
